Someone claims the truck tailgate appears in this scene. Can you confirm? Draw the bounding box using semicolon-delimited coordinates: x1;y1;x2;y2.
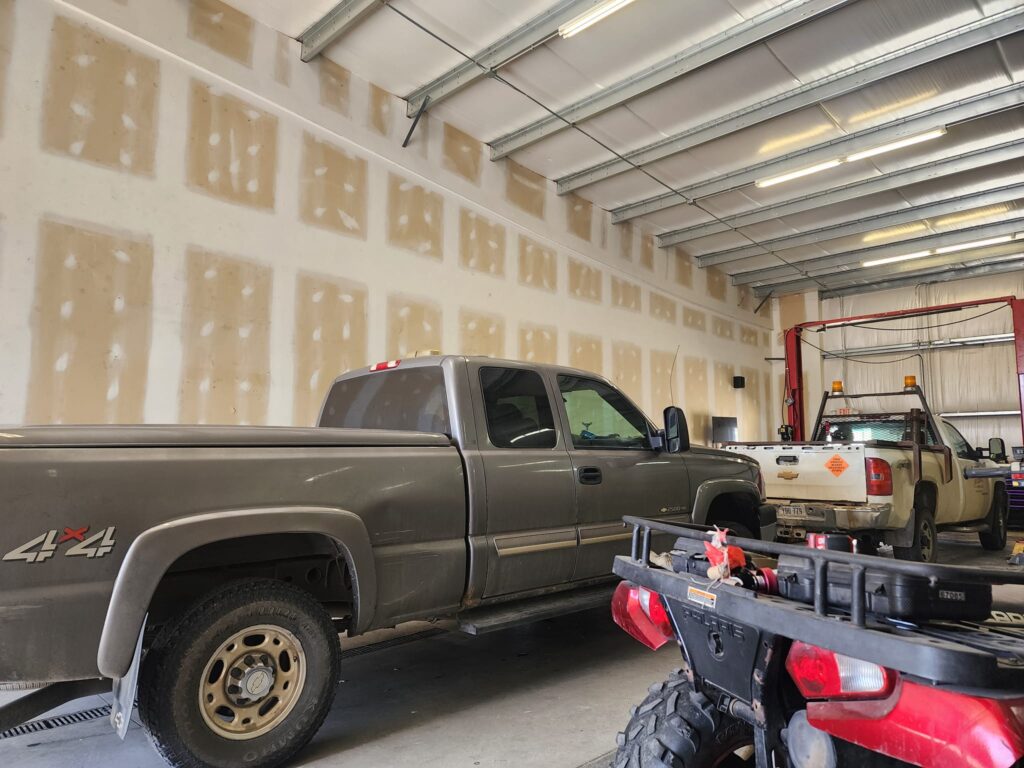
724;443;867;503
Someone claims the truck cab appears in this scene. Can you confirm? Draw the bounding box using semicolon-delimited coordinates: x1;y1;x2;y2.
320;355;775;603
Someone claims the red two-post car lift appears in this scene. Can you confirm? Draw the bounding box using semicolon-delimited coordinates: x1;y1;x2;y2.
783;295;1024;442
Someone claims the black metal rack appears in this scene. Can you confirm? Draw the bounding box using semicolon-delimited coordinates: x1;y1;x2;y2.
618;515;1024;689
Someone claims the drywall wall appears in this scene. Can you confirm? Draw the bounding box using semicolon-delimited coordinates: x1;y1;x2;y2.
0;0;772;441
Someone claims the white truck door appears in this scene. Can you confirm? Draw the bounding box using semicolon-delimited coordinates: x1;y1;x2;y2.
938;420;990;523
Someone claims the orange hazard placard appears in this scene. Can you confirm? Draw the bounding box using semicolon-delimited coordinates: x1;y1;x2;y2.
825;454;849;477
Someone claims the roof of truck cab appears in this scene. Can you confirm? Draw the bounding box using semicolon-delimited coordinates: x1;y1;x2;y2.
332;355;618;386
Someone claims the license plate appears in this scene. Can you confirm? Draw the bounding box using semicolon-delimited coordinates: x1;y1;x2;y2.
778;505;821;520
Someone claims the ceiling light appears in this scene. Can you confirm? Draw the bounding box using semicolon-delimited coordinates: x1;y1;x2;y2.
934;235;1014;254
862;222;928;243
755;159;842;188
862;250;933;268
844;128;947;162
558;0;638;38
934;204;1010;228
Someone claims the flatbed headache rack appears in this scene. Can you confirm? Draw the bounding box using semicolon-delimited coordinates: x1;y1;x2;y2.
616;515;1024;690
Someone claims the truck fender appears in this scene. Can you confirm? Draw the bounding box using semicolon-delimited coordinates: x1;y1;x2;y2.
97;506;375;680
691;479;768;536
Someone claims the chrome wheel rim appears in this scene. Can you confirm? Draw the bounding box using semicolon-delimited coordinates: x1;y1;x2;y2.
198;624;306;740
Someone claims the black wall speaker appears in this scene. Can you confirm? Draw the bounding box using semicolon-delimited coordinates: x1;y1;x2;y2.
732;376;746;389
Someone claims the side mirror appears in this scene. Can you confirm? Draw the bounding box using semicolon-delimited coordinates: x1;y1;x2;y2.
663;406;690;454
990;437;1008;463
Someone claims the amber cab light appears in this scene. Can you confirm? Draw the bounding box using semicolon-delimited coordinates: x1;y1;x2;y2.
904;375;917;390
865;456;893;496
831;380;844;394
787;641;896;700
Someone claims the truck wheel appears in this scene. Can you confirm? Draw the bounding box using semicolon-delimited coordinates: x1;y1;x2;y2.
894;509;937;563
138;579;340;768
613;669;753;768
979;488;1008;551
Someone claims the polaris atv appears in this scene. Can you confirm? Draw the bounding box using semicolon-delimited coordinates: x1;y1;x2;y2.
609;489;1024;767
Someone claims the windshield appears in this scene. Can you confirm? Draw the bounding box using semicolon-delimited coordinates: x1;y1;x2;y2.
814;413;937;444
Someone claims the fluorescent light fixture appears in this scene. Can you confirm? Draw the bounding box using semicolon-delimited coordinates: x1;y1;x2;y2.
844;128;947;162
862;250;933;268
558;0;637;38
934;235;1014;255
754;159;842;188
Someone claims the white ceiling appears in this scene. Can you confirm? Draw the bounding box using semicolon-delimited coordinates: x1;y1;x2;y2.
226;0;1024;298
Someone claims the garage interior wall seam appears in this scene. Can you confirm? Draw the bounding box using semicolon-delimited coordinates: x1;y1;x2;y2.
0;0;772;441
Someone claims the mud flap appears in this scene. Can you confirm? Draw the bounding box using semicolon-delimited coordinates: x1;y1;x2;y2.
110;613;145;739
882;514;915;549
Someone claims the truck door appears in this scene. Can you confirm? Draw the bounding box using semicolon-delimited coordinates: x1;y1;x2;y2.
939;421;990;522
470;363;579;597
554;373;690;581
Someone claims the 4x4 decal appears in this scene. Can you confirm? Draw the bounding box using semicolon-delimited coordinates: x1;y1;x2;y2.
3;526;116;563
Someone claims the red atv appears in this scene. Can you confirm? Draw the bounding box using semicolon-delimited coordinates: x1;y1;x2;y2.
610;510;1024;768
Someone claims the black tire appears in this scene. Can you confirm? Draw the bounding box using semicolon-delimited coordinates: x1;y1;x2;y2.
139;579;340;768
614;670;753;768
980;486;1009;551
894;508;937;563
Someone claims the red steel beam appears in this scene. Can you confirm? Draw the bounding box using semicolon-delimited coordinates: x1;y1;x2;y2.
784;295;1020;441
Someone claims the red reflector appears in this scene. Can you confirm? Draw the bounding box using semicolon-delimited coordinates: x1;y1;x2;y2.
865;456;893;496
370;360;401;372
611;581;674;650
786;641;896;701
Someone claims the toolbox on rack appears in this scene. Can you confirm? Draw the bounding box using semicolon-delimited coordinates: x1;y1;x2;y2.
774;554;993;621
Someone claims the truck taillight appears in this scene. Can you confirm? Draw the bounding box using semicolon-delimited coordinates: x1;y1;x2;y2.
611;582;674;650
786;642;896;701
370;360;401;372
865;457;893;496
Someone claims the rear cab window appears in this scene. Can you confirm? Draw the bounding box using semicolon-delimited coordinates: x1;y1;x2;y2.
479;367;557;449
319;367;450;434
814;413;938;445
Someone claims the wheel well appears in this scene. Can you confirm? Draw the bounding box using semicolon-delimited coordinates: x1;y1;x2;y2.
914;481;937;514
147;533;353;630
705;492;761;538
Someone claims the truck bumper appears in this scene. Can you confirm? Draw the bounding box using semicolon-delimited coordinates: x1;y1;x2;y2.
771;501;895;539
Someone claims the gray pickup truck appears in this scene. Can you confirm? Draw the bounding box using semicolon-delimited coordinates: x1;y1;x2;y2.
0;355;773;768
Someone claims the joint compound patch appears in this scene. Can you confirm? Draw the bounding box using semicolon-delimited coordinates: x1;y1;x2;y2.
825;454;849;477
687;586;717;610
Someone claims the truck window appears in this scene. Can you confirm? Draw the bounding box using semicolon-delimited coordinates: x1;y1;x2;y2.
480;367;557;449
943;422;976;460
319;367;450;434
814;414;937;445
557;375;648;450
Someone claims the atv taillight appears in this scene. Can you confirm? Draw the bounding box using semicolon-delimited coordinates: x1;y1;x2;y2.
611;581;674;650
865;457;893;496
786;642;896;701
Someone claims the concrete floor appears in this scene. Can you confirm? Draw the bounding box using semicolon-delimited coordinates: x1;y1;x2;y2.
2;530;1020;768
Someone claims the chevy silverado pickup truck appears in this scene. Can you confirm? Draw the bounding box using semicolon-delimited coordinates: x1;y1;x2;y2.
0;355;773;768
725;379;1006;563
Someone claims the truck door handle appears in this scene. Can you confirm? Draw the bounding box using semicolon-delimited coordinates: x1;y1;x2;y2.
578;467;603;485
776;456;798;465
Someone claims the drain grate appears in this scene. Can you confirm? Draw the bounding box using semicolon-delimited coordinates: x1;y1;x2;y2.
0;704;111;740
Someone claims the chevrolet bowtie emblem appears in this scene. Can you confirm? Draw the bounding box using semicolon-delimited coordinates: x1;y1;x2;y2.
777;470;800;480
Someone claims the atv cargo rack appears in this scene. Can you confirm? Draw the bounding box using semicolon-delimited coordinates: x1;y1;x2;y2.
616;516;1024;689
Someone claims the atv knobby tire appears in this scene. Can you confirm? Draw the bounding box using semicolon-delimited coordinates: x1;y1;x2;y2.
614;670;753;768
